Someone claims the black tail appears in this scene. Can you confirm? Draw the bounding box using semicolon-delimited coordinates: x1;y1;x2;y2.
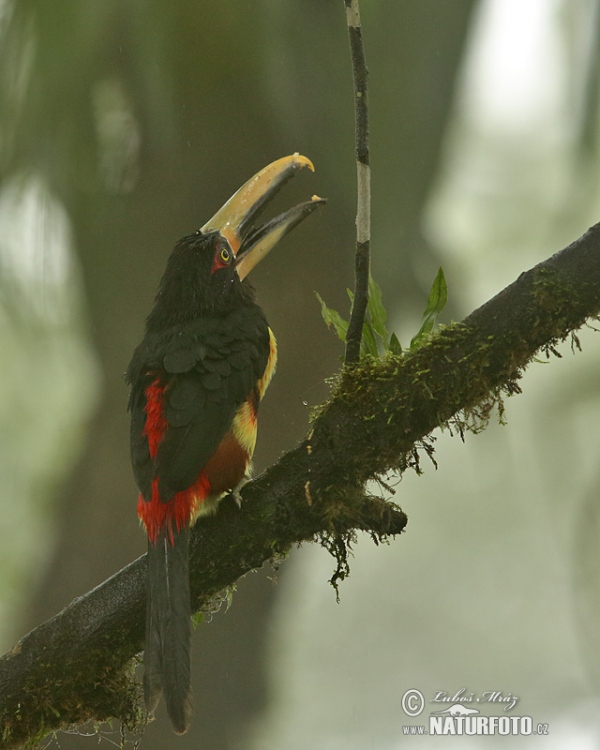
144;526;192;734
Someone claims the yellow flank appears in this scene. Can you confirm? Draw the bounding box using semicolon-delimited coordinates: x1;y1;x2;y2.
192;328;277;522
232;400;258;458
256;328;277;399
193;494;221;518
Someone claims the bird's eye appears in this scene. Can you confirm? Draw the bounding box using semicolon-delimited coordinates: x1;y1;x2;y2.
220;247;232;264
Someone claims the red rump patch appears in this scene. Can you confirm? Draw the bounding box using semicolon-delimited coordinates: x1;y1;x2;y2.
138;473;211;545
138;377;211;544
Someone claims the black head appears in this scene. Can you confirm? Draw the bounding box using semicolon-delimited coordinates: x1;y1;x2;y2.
144;154;325;333
145;230;255;331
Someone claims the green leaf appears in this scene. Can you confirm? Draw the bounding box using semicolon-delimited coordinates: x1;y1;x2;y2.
315;291;349;342
348;287;379;355
192;611;205;629
349;279;388;353
361;318;379;357
368;274;388;345
410;267;448;349
423;266;448;318
317;275;399;359
389;331;402;355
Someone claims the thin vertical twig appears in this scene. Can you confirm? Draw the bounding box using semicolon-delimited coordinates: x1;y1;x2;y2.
343;0;371;365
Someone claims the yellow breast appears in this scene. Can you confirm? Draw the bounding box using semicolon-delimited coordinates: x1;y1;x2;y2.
256;327;277;400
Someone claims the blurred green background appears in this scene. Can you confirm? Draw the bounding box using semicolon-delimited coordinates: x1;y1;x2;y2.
2;0;600;747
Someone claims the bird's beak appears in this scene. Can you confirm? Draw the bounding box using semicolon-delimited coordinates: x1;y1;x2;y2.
201;153;326;280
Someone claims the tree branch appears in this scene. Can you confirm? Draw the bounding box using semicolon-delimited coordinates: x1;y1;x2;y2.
2;222;600;747
343;0;371;365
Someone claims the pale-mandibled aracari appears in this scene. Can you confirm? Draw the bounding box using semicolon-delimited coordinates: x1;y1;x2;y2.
126;154;324;733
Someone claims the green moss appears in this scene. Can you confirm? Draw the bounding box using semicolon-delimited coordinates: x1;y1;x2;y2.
0;646;143;749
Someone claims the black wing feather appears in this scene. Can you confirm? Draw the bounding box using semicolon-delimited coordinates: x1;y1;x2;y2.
129;382;154;500
126;307;270;502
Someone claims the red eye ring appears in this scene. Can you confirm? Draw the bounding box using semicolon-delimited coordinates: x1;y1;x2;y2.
211;240;234;274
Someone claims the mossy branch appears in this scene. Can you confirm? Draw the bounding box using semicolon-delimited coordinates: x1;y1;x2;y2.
2;222;600;747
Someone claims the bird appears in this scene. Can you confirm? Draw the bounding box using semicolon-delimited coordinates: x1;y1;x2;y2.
125;154;324;734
